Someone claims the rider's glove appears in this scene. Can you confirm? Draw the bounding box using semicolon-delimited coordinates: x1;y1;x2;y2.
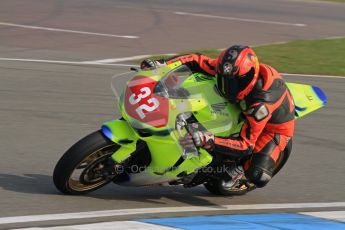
140;59;166;70
179;131;215;150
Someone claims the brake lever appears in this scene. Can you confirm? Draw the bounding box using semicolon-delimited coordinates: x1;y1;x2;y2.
130;67;139;72
176;113;199;159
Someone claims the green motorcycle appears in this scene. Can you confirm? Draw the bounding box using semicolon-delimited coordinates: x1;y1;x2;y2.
53;61;327;195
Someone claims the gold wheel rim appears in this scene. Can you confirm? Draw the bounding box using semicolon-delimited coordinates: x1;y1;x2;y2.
68;144;118;192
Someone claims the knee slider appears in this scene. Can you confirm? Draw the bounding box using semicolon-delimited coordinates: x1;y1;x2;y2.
247;167;272;188
246;154;275;188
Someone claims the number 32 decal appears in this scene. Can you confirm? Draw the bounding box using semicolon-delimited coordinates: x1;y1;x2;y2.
129;87;160;119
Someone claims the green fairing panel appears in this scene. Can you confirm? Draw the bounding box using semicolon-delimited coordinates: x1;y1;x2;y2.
139;130;213;176
287;82;327;119
181;73;242;136
102;119;138;143
102;120;139;163
101;118;213;177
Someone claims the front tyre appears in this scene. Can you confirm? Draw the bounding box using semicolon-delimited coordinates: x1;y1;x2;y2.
53;130;119;195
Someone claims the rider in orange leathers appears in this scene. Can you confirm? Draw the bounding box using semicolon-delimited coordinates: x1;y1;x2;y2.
141;45;295;188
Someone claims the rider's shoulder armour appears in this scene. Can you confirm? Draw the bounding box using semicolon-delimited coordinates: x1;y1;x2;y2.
245;64;286;107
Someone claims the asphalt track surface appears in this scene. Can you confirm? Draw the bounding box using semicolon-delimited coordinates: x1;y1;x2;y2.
0;0;345;229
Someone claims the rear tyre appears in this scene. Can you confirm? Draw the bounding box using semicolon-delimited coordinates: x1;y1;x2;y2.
53;130;120;195
204;178;251;196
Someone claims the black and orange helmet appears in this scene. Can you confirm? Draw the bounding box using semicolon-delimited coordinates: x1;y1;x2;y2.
216;45;260;103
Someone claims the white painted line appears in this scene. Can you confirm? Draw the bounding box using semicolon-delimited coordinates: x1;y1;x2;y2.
83;55;152;64
0;22;139;39
85;53;178;64
301;211;345;223
288;0;345;5
282;73;345;79
12;221;178;230
174;11;307;27
0;58;136;67
1;202;345;225
0;57;344;79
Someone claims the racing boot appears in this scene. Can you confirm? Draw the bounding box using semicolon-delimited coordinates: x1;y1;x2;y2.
222;164;245;189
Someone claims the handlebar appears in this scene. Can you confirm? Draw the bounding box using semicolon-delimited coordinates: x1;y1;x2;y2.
175;113;199;159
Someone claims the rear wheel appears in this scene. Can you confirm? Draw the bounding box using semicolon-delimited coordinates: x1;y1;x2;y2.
204;140;292;196
204;178;251;196
53;130;120;195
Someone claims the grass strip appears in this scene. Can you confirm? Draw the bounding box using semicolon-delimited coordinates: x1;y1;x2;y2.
138;38;345;76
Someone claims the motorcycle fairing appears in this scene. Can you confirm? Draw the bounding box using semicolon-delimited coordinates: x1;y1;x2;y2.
286;83;327;119
124;75;169;128
101;119;214;185
102;63;243;185
102;120;139;163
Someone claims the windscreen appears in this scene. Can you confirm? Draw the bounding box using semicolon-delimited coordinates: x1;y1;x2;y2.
153;65;192;99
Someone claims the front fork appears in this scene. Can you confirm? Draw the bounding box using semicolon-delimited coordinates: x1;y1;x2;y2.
101;119;139;164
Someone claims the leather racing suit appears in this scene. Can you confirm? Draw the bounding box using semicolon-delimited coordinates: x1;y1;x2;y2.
166;53;295;187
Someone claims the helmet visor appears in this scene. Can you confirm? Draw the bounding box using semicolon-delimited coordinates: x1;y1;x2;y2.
216;67;255;103
216;72;239;104
226;76;239;103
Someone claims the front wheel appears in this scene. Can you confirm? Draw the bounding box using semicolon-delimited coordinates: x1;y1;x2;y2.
53;130;120;195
